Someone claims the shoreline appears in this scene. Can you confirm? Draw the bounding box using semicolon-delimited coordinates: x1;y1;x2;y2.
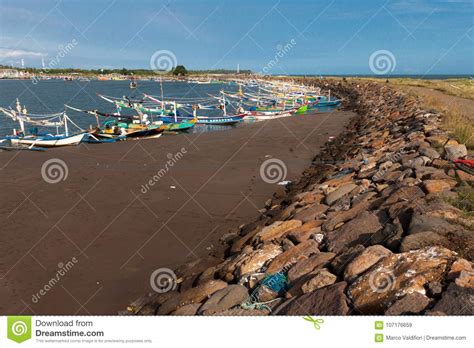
127;79;473;316
0;110;354;314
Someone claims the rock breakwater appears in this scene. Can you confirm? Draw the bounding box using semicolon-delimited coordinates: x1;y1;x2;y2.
127;80;473;316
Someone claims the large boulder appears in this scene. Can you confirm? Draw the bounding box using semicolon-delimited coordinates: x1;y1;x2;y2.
324;183;358;205
253;220;302;242
344;245;392;282
235;244;283;278
158;280;228;314
292;204;328;223
348;247;457;314
287;220;323;244
198;285;249;315
288;252;336;282
266;239;320;274
322;198;372;232
277;282;349;315
327;211;385;253
444;144;467;160
408;214;458;235
431;283;474;315
423;179;456;194
400;231;449;252
286;268;338;298
385;292;431;315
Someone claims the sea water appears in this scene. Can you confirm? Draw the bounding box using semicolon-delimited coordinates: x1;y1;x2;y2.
0;79;240;136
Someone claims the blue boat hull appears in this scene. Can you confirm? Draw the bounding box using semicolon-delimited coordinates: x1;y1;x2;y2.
159;116;242;126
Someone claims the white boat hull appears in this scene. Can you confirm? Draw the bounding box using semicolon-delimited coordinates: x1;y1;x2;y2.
243;112;294;120
10;133;87;147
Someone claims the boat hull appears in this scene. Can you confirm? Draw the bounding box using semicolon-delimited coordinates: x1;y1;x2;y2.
10;133;87;147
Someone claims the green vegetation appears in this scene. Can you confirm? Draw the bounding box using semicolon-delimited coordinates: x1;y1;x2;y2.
419;94;474;149
444;185;474;218
356;77;474;101
172;65;188;76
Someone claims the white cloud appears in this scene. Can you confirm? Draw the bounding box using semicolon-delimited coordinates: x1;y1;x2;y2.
0;48;46;58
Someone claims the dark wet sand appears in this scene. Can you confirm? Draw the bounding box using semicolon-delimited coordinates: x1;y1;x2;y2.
0;111;355;314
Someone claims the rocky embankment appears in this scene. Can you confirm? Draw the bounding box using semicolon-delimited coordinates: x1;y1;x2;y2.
127;80;473;316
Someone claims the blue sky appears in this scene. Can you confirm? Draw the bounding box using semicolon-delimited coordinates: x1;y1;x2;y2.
0;0;473;74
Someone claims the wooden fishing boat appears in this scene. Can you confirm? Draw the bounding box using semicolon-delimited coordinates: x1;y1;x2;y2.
161;119;196;132
9;132;88;147
242;105;304;120
308;99;341;108
66;104;194;136
159;114;243;126
99;120;164;139
1;101;89;147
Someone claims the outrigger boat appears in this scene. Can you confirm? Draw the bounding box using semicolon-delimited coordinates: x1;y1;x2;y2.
143;94;245;126
0;101;89;147
65;105;173;139
9;133;88;147
67;103;196;136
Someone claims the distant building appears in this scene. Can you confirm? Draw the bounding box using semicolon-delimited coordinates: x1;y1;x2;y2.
0;68;21;78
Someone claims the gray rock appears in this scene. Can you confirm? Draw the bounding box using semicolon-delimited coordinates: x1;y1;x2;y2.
370;218;404;251
277;282;349;315
385;292;431;315
300;269;337;293
171;304;201;316
287;252;336;282
322;198;371;232
432;283;474;315
325;183;358;205
198;285;249;315
344;245;392;282
408;214;458;236
419;146;440;159
329;244;366;276
400;231;449;252
444;144;467;160
327;211;385;253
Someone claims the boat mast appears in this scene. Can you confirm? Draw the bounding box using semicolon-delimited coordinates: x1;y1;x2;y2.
160;77;165;111
15;99;25;134
221;90;227;116
173;101;177;122
64;112;69;136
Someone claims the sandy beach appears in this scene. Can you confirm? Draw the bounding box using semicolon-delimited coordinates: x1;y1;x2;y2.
0;111;354;314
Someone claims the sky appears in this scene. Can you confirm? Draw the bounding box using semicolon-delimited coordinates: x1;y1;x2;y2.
0;0;473;75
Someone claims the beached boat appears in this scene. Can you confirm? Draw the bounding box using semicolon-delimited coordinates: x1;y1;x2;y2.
1;101;89;147
100;120;164;139
143;94;244;126
9;132;88;147
159;114;243;126
66;104;195;134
